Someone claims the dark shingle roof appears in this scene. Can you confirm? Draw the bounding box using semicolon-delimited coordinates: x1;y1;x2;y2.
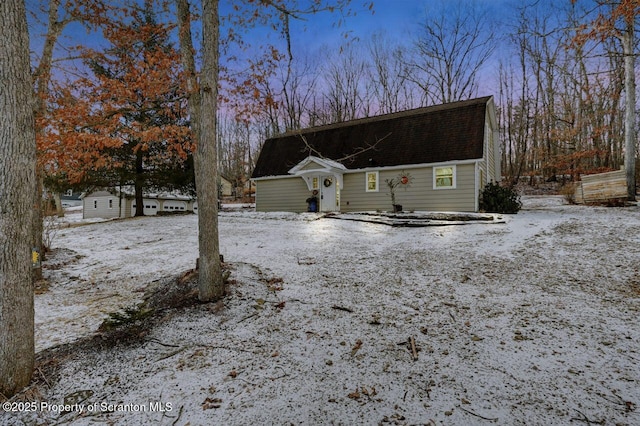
251;96;491;178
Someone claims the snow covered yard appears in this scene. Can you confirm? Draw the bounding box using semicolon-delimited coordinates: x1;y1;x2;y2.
3;196;640;425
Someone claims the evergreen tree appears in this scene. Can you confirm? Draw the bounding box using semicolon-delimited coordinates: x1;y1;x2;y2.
48;0;194;213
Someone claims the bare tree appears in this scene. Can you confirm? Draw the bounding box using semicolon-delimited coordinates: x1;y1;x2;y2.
319;44;369;123
573;0;637;199
367;32;418;114
196;0;223;300
620;10;637;199
176;0;223;301
0;0;37;397
410;0;496;104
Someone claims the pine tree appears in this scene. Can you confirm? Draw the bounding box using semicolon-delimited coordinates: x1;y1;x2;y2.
47;0;194;212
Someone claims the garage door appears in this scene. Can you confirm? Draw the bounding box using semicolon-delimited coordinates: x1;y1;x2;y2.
163;200;187;212
131;199;160;216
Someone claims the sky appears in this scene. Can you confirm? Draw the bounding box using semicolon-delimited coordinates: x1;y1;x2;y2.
25;0;609;116
27;0;519;74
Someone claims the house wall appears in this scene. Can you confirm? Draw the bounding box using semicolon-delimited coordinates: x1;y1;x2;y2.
255;177;312;212
255;163;478;213
340;164;477;212
299;161;324;171
83;191;123;219
220;179;233;197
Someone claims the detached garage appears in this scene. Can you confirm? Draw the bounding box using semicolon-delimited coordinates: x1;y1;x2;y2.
82;188;195;219
162;200;188;212
131;199;160;216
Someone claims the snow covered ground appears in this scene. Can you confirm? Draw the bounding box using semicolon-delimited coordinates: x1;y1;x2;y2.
3;196;640;425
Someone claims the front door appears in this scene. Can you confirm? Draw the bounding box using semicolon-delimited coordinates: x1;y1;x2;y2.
320;175;338;212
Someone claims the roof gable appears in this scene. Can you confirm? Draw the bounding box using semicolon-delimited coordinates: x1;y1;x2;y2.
252;96;491;178
288;156;348;174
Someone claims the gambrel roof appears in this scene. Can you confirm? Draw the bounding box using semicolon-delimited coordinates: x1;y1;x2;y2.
252;96;492;179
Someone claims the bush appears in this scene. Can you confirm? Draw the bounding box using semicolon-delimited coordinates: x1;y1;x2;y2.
480;182;522;214
559;183;578;205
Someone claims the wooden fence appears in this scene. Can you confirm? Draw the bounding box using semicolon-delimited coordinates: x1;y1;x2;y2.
574;169;628;204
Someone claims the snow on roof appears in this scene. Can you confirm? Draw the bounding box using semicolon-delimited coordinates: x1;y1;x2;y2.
82;186;194;201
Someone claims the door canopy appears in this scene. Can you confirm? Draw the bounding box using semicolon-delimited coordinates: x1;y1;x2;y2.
288;155;345;190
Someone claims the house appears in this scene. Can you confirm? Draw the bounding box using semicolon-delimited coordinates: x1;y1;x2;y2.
220;175;233;198
251;96;501;213
61;189;83;207
81;188;195;219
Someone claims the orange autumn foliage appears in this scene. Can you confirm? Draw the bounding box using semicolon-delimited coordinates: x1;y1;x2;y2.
41;2;194;191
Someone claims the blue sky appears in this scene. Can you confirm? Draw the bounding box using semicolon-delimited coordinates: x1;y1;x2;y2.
27;0;601;93
28;0;516;65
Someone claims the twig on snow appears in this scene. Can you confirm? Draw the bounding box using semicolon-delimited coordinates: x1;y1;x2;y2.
37;367;51;389
409;336;419;361
332;305;353;313
570;408;605;425
269;366;289;381
155;347;187;362
171;405;184;426
237;312;259;324
351;339;363;357
147;338;180;348
598;390;637;413
457;405;498;422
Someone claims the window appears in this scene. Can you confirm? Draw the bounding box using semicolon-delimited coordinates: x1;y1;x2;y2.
108;199;113;209
65;189;73;196
434;166;456;189
312;177;319;190
93;200;98;209
365;171;379;192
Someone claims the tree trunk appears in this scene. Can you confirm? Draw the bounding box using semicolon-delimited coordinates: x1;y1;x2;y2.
135;149;144;216
622;20;636;200
0;0;37;397
54;192;64;218
31;0;65;280
176;0;223;301
197;0;223;301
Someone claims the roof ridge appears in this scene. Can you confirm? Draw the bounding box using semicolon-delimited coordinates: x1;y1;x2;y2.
274;96;492;139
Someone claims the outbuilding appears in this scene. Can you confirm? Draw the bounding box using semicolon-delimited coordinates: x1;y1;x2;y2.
81;188;195;219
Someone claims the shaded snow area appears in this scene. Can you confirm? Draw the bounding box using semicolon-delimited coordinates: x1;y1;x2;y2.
3;196;640;425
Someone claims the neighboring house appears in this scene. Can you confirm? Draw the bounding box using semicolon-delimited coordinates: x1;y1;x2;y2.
220;175;233;198
82;188;195;219
61;189;82;207
251;96;501;213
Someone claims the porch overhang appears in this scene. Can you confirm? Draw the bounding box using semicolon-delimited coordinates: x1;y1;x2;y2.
288;155;346;190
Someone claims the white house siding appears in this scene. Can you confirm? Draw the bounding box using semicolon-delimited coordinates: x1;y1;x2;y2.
299;160;324;171
255;177;311;212
220;178;233;197
340;164;477;212
83;191;122;219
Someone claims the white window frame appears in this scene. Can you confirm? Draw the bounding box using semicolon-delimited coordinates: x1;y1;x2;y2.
433;165;457;190
93;200;98;209
312;177;319;190
365;171;379;192
108;199;113;209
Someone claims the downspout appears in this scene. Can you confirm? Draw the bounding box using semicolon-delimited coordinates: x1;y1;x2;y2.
475;161;480;212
